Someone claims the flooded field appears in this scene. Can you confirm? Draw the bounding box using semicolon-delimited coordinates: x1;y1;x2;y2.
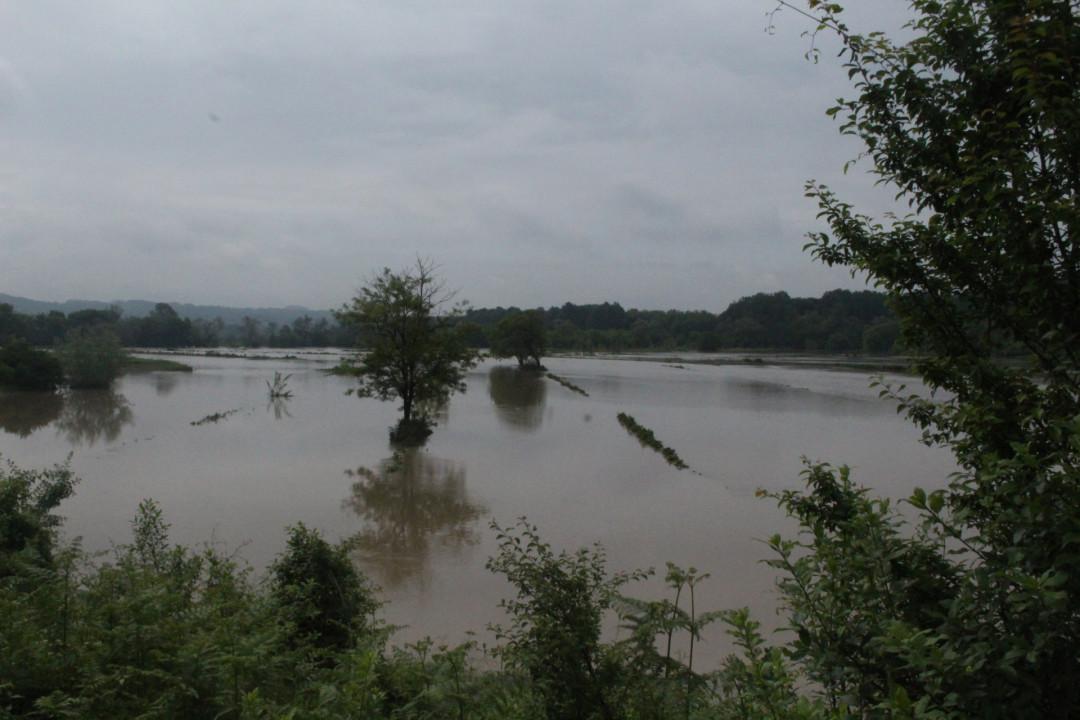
0;352;954;661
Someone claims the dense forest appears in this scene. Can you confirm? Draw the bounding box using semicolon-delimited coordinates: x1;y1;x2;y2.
464;289;897;353
0;288;900;354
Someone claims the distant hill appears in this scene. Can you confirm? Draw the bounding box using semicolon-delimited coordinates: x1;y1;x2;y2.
0;293;334;326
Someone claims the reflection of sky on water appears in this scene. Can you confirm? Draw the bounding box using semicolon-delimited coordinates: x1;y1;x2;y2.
343;449;486;590
487;366;547;432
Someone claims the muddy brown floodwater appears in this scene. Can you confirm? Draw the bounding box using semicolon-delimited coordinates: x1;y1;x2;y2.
0;352;954;665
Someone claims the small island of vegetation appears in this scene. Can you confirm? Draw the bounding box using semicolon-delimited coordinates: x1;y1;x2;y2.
616;412;690;471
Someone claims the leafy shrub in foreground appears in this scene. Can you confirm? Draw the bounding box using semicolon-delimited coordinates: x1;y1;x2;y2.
270;522;379;654
0;456;75;578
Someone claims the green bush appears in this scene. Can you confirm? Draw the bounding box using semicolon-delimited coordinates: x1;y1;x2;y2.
270;523;379;654
0;456;75;578
486;519;644;720
56;327;125;389
0;340;63;391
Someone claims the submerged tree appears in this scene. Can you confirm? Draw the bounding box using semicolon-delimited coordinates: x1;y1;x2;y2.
336;260;477;444
56;327;125;389
760;1;1080;716
490;310;547;368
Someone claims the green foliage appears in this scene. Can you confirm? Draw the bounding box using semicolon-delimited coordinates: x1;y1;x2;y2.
761;464;959;715
134;303;195;348
486;518;657;720
756;0;1080;716
860;318;900;354
490;311;548;368
56;327;125;389
545;372;589;396
1;494;287;718
614;563;729;720
0;457;75;578
336;260;477;443
1;457;561;719
2;291;901;354
617;412;690;470
270;523;379;655
465;290;896;354
712;608;820;720
488;519;630;720
0;340;63;391
190;408;240;426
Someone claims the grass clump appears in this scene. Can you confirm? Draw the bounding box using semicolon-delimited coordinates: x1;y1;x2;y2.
546;372;589;396
267;372;293;398
190;409;240;426
616;412;689;470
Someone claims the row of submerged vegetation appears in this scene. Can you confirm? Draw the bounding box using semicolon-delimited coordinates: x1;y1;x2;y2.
616;413;690;471
3;0;1080;716
545;372;590;397
190;408;241;426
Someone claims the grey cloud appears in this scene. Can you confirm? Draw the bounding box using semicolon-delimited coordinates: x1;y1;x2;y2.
1;0;914;311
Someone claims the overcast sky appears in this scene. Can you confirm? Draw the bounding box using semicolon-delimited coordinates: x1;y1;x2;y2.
0;1;913;312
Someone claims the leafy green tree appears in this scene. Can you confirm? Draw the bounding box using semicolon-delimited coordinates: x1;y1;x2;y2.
764;0;1080;716
336;260;477;444
0;457;75;578
137;303;194;348
56;326;125;389
860;317;900;354
0;340;63;391
490;311;548;368
0;304;27;345
240;315;262;347
65;307;121;331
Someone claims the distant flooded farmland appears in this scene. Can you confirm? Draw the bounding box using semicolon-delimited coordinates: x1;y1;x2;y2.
0;352;954;660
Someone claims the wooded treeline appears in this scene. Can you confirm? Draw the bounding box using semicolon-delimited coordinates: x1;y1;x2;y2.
0;302;361;350
0;289;900;354
463;289;898;353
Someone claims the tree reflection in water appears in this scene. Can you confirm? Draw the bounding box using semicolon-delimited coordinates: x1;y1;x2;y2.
153;373;179;397
55;390;133;446
343;449;486;589
0;391;64;438
487;366;547;431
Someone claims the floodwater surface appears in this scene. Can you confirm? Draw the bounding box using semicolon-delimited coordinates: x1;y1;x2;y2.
0;353;954;662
